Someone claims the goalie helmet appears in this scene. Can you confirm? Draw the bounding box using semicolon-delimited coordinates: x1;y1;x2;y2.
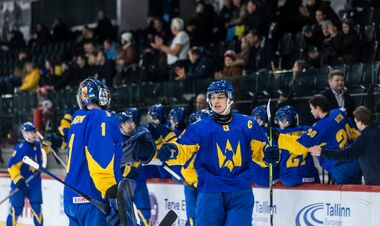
274;105;298;126
125;107;140;125
20;121;37;143
188;109;210;124
251;105;268;124
77;78;111;110
148;104;165;122
206;80;234;103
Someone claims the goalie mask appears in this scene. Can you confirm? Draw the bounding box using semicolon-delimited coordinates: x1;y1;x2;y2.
20;122;38;143
77;78;111;110
251;105;268;127
274;105;298;129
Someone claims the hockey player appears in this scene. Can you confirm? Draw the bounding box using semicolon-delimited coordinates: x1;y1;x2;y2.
129;104;177;225
274;106;320;186
276;95;362;184
157;80;280;226
169;107;189;136
250;105;279;187
181;110;210;226
63;78;123;225
7;122;45;226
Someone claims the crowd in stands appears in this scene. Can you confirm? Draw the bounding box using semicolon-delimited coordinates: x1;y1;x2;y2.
0;0;379;106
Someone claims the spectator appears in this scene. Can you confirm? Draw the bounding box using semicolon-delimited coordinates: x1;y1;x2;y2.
336;19;361;64
52;61;72;90
215;0;236;41
174;47;216;81
83;41;97;56
33;23;51;46
76;25;94;44
151;17;190;68
70;55;93;87
303;9;327;49
94;10;114;43
7;29;25;49
116;32;136;69
152;17;171;45
195;93;208;112
18;60;41;93
215;50;243;80
244;29;274;74
95;51;116;87
51;18;71;42
236;36;250;64
243;0;268;36
320;21;341;65
320;69;355;119
228;0;247;27
186;1;214;47
103;39;118;60
309;106;380;185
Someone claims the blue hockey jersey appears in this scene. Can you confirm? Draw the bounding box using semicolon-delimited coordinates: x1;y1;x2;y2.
166;113;269;193
278;109;360;173
277;126;319;186
8;141;43;190
64;109;123;204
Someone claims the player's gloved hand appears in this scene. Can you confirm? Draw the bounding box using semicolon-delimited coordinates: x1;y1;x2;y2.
263;145;280;165
106;199;120;225
157;143;179;162
122;166;138;180
15;178;28;191
105;184;118;199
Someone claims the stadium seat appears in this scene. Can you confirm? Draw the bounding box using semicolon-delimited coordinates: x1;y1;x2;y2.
346;63;365;91
362;24;376;42
363;61;380;87
292;70;315;97
314;65;332;92
357;7;374;25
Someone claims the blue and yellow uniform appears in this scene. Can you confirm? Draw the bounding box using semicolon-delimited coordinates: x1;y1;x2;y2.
63;109;122;226
166;113;268;226
7;140;44;226
277;126;320;186
278;109;362;184
133;123;176;225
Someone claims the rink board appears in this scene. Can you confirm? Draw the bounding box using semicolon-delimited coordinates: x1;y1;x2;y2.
0;175;380;226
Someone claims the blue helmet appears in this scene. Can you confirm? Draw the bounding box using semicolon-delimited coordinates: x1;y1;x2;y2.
148;104;166;122
169;107;188;125
20;122;36;133
115;112;130;125
251;105;268;123
189;110;211;124
125;107;140;125
275;105;298;125
77;78;111;110
20;122;36;142
206;80;234;102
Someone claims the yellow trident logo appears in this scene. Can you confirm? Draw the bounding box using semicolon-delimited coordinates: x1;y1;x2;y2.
217;139;242;172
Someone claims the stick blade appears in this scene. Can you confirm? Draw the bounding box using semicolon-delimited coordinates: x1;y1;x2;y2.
159;210;177;226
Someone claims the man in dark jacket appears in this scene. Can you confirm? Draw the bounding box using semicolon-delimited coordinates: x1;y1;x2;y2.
309;106;380;185
174;47;216;80
320;69;355;119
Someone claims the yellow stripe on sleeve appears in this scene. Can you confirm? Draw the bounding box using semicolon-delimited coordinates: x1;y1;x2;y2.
8;161;24;183
250;140;267;167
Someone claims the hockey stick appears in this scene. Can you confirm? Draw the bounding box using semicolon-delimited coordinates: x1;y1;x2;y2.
0;171;41;205
266;99;274;226
36;131;67;168
159;210;178;226
22;156;109;215
144;159;193;188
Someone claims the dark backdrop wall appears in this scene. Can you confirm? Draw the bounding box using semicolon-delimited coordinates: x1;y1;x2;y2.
31;0;116;29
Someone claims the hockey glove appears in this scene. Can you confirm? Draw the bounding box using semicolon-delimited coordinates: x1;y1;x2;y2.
157;143;179;162
263;145;280;165
122;165;138;180
105;184;118;199
15;177;28;191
